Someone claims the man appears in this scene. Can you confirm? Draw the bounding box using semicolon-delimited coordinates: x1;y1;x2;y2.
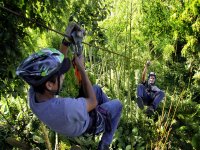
136;61;165;116
16;23;122;150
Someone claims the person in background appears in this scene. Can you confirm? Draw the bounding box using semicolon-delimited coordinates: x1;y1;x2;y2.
136;61;165;116
16;23;122;150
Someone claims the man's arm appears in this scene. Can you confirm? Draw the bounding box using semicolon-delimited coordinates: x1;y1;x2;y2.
142;60;150;82
74;55;97;112
59;41;69;58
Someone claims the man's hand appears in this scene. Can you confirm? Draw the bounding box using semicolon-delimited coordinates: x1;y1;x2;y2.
146;60;151;67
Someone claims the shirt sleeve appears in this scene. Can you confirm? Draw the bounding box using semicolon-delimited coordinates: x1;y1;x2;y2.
151;86;161;92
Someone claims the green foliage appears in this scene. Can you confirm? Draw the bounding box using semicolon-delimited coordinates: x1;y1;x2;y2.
0;84;45;149
0;0;200;149
0;0;70;101
69;0;111;48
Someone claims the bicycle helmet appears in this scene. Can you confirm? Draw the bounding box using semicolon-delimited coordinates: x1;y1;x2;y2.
148;72;156;79
16;48;70;87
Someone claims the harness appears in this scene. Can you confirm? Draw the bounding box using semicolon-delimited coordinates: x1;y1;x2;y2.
143;81;159;100
71;30;85;85
85;106;112;140
77;86;112;139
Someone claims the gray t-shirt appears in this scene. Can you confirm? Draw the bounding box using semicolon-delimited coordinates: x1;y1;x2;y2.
28;87;90;137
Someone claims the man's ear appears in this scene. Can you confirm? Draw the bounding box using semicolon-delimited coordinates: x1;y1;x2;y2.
45;81;54;91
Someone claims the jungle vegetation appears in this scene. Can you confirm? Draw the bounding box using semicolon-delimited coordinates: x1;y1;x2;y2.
0;0;200;149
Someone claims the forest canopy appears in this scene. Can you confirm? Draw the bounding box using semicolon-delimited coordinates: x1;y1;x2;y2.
0;0;199;149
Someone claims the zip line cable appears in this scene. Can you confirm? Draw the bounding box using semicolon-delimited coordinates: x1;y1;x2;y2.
82;41;130;59
0;5;130;59
0;5;67;37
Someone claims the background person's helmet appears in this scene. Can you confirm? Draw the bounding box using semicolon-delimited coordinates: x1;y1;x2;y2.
148;72;156;79
16;48;66;87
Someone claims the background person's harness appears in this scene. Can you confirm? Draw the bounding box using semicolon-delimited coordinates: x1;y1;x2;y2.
142;81;161;103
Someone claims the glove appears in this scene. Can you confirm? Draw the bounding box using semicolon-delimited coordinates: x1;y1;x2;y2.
64;22;85;44
146;60;151;66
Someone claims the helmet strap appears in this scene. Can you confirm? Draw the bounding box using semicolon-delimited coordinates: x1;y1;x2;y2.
55;75;60;95
45;88;58;95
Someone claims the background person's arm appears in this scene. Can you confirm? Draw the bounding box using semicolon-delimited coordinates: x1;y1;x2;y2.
142;60;151;83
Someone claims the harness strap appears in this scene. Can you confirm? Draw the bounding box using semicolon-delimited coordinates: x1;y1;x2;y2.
85;106;112;140
77;87;112;139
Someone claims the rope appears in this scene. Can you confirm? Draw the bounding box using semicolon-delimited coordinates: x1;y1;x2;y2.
0;5;130;60
0;5;67;37
82;41;130;59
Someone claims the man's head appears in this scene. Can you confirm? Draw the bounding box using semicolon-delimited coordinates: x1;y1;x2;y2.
148;72;156;85
16;48;70;94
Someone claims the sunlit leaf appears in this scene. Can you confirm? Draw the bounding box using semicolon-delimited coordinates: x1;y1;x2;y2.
33;135;44;143
125;145;132;150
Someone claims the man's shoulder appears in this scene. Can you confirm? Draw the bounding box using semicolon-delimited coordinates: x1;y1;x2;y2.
141;80;148;86
151;85;161;92
51;97;86;105
53;97;87;111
